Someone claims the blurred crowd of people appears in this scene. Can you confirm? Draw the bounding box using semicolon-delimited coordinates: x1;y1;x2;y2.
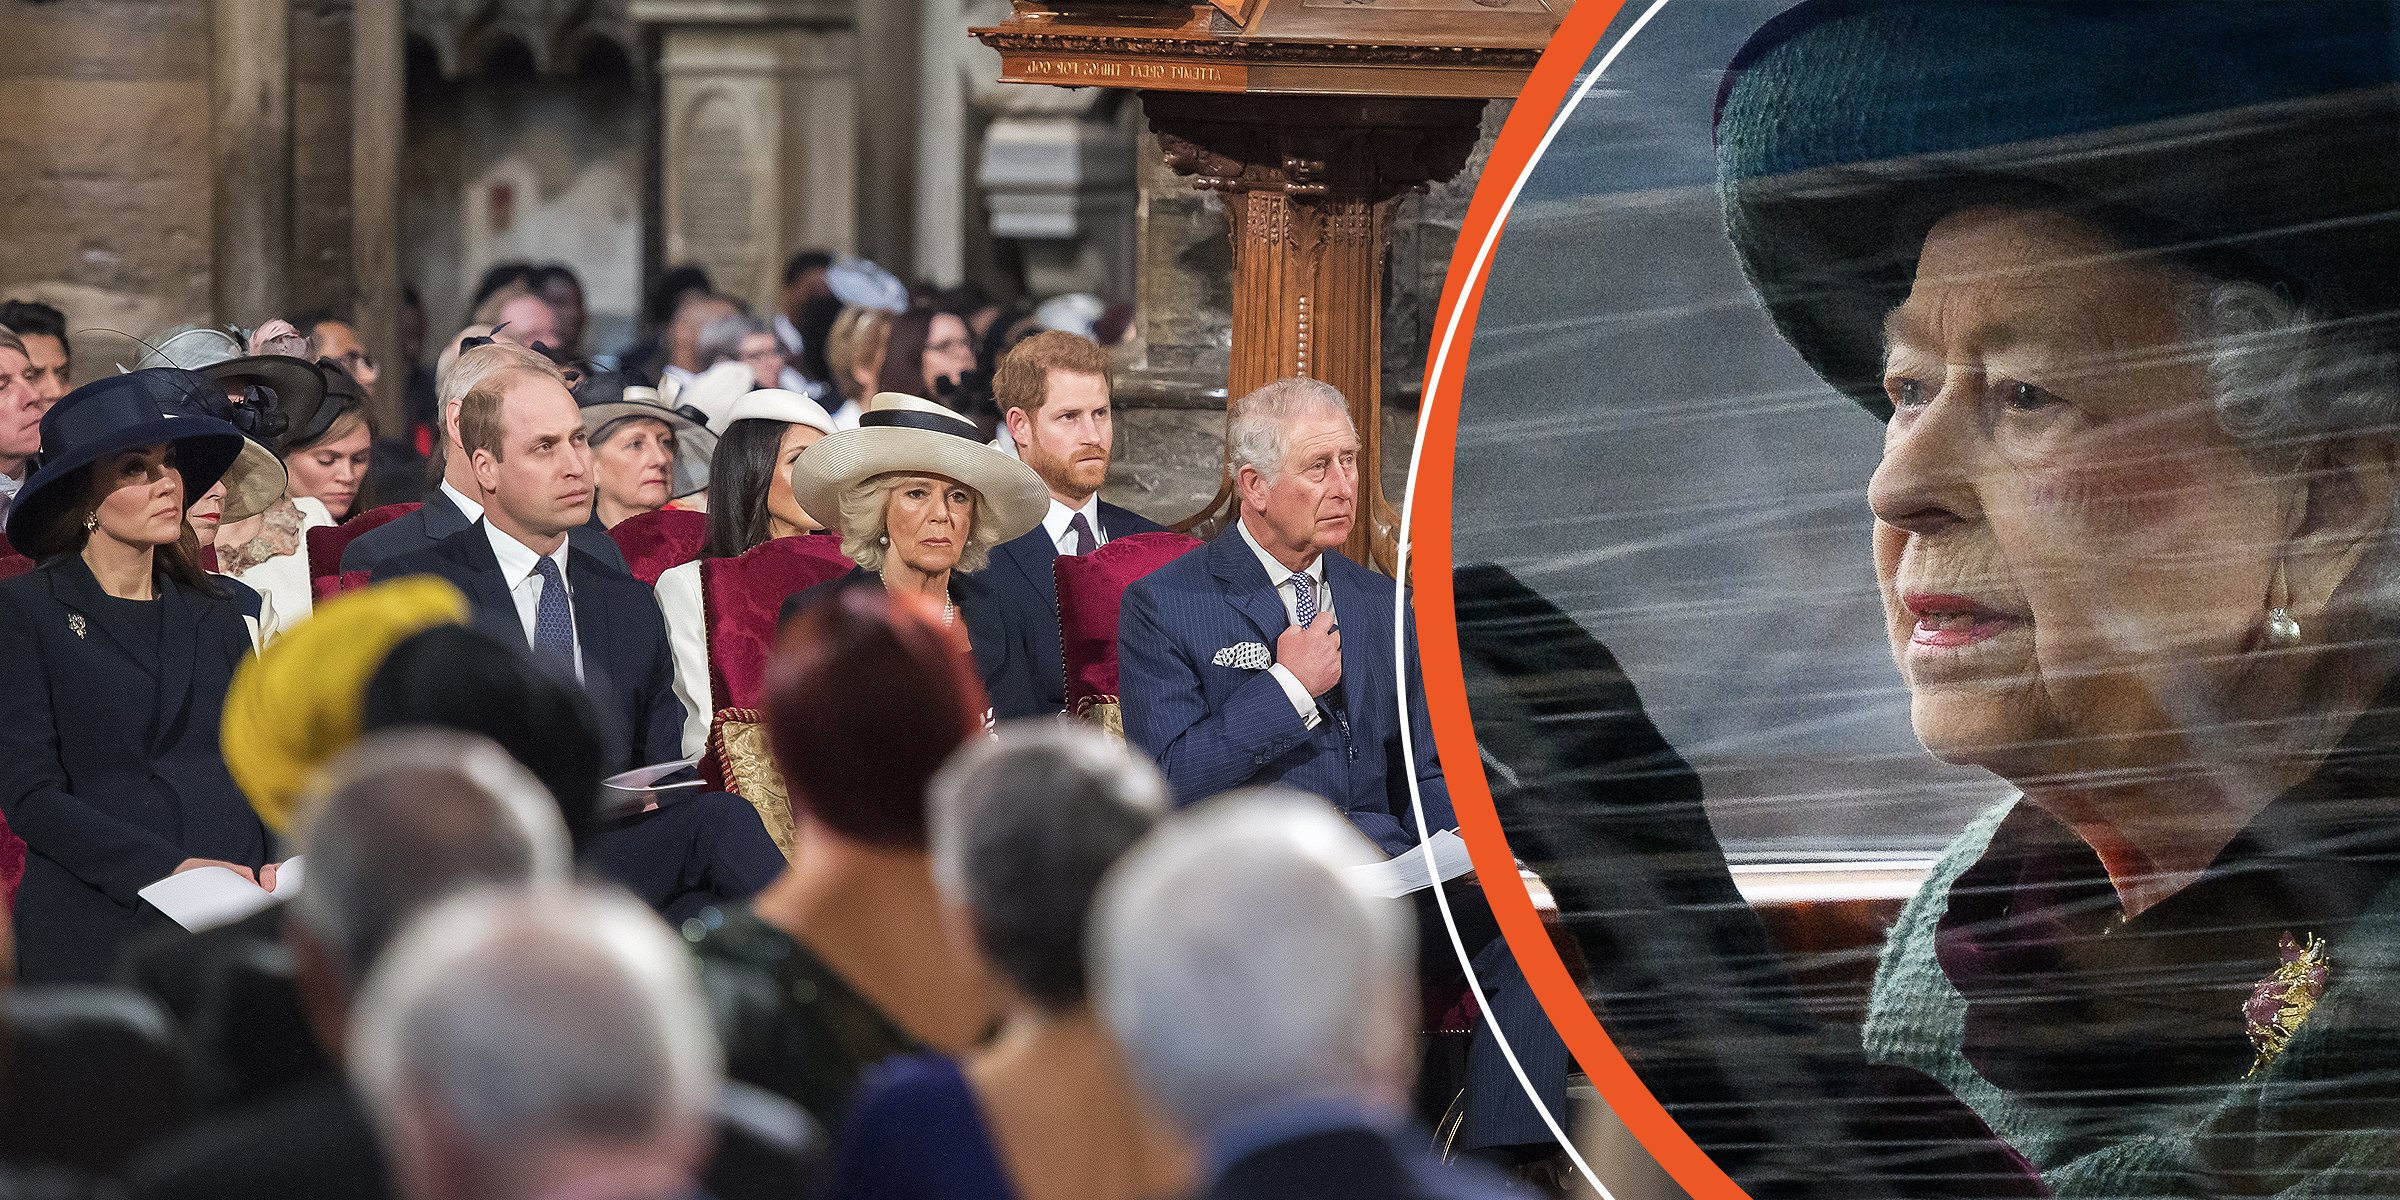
0;250;1570;1200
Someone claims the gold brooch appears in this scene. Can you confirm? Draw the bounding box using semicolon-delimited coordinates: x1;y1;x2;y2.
67;613;85;640
2245;931;2329;1076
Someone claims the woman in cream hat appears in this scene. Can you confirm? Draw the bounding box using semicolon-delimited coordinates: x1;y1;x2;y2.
781;392;1050;719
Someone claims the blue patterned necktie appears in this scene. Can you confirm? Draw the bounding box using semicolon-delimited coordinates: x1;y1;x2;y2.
1289;571;1317;628
1067;511;1096;556
531;556;576;669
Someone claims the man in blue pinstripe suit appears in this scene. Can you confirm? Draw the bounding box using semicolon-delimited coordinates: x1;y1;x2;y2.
1118;378;1569;1171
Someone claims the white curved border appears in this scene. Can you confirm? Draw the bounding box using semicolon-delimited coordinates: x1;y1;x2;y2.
1393;2;1676;1196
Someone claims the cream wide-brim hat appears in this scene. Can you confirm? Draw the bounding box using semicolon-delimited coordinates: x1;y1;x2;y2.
790;392;1048;547
218;438;289;523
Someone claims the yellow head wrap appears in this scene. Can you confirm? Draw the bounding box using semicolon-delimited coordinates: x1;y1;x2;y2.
219;576;470;835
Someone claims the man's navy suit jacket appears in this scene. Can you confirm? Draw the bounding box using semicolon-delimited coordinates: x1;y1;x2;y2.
978;500;1164;711
371;523;683;771
1116;530;1453;854
339;484;627;575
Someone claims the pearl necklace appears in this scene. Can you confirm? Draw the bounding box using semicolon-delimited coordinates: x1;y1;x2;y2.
883;574;957;628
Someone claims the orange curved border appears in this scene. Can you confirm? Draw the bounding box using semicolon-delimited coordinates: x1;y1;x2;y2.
1410;6;1752;1200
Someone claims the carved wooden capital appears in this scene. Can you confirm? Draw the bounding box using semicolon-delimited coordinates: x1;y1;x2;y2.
1143;92;1483;206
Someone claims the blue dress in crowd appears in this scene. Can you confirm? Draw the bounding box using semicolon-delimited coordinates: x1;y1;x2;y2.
828;1052;1018;1200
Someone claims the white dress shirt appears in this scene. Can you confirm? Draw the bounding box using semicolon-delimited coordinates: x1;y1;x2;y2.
1235;517;1331;730
1042;495;1110;557
441;479;486;524
483;520;582;681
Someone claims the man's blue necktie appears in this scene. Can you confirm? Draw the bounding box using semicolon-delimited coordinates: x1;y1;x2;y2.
1289;571;1317;628
531;556;576;669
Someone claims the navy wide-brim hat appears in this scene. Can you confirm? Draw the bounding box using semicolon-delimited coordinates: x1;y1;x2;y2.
1715;0;2400;419
7;369;245;557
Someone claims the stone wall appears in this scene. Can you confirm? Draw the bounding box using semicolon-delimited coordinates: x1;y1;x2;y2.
0;0;217;381
402;42;647;353
0;0;363;379
292;0;359;321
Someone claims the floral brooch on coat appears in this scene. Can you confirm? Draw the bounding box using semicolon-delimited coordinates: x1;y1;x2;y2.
2244;931;2329;1076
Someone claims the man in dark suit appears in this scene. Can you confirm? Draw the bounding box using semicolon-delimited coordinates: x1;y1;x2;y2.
341;340;626;575
1116;379;1567;1166
371;360;782;920
978;330;1164;712
371;360;677;769
1094;792;1518;1200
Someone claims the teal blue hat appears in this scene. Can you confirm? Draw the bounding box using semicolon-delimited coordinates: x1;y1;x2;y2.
1715;0;2400;418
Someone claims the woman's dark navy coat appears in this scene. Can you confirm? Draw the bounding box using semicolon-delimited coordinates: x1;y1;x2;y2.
0;556;266;983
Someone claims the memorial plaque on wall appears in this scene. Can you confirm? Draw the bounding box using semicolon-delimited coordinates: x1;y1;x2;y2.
679;89;759;292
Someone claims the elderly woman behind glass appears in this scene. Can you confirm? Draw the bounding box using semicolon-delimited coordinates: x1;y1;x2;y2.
780;393;1050;719
1483;8;2400;1195
829;723;1195;1200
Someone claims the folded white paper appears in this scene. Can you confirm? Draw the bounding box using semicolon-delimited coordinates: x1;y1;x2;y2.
138;857;304;933
600;758;707;818
604;759;706;792
1343;829;1476;899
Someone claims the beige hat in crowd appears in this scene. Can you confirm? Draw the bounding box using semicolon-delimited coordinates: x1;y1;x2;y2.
789;392;1047;546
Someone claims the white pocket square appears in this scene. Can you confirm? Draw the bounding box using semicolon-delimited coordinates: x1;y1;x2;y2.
1212;641;1272;670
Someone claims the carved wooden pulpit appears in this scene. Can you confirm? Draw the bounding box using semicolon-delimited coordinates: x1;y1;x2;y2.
973;0;1560;569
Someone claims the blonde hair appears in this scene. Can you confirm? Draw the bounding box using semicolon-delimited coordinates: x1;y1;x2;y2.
837;472;1000;575
827;308;892;403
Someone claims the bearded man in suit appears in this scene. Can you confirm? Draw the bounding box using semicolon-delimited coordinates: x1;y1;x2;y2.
978;330;1164;713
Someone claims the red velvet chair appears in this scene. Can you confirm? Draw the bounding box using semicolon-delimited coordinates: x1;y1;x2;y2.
0;811;22;913
0;553;31;581
695;536;855;855
1052;531;1203;735
609;508;708;587
701;535;856;711
307;501;420;584
313;570;375;600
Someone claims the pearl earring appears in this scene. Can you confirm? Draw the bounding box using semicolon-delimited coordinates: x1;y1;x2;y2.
878;534;889;545
2266;560;2302;646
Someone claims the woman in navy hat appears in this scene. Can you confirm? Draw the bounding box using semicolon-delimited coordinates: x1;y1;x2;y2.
0;369;277;983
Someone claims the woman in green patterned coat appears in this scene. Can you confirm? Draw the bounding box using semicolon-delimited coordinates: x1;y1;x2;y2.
1469;4;2400;1199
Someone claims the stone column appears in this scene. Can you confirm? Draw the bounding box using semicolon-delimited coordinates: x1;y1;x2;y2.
352;0;405;433
210;0;293;326
1141;92;1484;570
853;1;920;273
913;0;969;286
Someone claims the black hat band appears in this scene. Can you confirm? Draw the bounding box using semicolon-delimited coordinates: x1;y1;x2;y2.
859;408;980;442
